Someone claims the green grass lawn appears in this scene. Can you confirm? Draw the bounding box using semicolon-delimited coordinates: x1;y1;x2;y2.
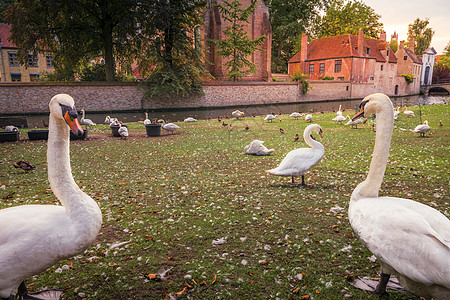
1;104;449;299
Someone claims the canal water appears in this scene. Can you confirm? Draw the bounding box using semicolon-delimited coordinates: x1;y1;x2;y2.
7;94;450;128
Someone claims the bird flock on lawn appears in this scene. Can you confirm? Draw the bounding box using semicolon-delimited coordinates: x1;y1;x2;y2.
1;94;448;300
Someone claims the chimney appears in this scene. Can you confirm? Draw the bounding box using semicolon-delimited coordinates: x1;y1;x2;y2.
300;33;308;62
399;40;405;49
380;32;386;41
358;29;364;56
409;35;415;53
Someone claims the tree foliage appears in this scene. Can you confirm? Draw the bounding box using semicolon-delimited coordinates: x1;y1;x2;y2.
407;18;434;56
389;39;398;53
5;0;145;82
0;0;16;23
318;0;383;39
266;0;328;73
433;41;450;83
209;0;266;81
139;0;208;98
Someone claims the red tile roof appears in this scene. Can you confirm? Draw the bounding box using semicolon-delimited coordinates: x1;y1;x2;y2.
0;23;17;48
289;34;397;64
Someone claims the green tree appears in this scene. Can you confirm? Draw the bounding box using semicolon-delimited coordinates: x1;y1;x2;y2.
209;0;266;81
437;42;450;67
139;0;209;98
0;0;16;23
318;0;383;39
390;39;398;53
5;0;144;82
266;0;329;73
407;18;434;55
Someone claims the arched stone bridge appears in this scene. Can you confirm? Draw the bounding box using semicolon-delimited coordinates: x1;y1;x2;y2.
421;83;450;94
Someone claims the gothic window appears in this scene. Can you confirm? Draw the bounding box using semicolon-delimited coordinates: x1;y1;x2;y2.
404;56;407;60
309;64;314;74
381;65;384;71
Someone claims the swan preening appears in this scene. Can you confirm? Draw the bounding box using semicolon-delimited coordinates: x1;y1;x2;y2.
0;94;102;299
266;124;324;185
349;93;450;299
244;140;274;156
305;114;312;122
413;120;431;137
232;110;245;119
4;125;19;132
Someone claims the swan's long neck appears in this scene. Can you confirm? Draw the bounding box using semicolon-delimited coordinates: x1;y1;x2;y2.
82;110;85;119
352;100;393;200
47;114;100;219
304;127;324;150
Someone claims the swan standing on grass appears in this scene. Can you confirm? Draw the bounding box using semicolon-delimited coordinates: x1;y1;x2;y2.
80;109;96;127
344;115;365;129
0;94;102;299
264;114;277;122
289;112;303;120
266;124;324;185
244;140;274;156
412;120;431;137
158;119;180;134
349;93;450;299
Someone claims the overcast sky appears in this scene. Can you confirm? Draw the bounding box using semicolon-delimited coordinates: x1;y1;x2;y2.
362;0;449;54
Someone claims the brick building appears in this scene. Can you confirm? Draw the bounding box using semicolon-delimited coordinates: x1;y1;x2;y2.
288;30;398;85
395;36;422;91
0;23;54;82
202;0;272;81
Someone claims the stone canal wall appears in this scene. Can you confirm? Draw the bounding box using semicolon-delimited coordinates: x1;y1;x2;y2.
0;80;410;114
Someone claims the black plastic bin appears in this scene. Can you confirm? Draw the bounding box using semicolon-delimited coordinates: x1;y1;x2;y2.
0;131;19;142
110;125;128;137
70;129;88;140
28;130;49;140
145;124;161;137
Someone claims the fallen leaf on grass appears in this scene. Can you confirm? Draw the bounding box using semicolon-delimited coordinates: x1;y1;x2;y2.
211;274;217;285
175;287;187;296
292;287;300;293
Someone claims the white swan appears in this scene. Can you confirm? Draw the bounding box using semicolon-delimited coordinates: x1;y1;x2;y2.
349;93;450;299
344;115;365;128
232;110;245;119
144;112;151;125
0;94;102;299
244;140;274;156
266;124;324;185
158;119;180;134
393;107;400;120
403;107;415;117
118;123;129;139
80;109;96;126
264;114;276;122
289;112;303;120
412;120;431;137
184;117;197;122
305;114;312;122
336;105;343;116
4;125;19;132
332;114;346;123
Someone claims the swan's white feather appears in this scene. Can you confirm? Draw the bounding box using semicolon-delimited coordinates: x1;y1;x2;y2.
350;197;450;288
267;147;322;176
